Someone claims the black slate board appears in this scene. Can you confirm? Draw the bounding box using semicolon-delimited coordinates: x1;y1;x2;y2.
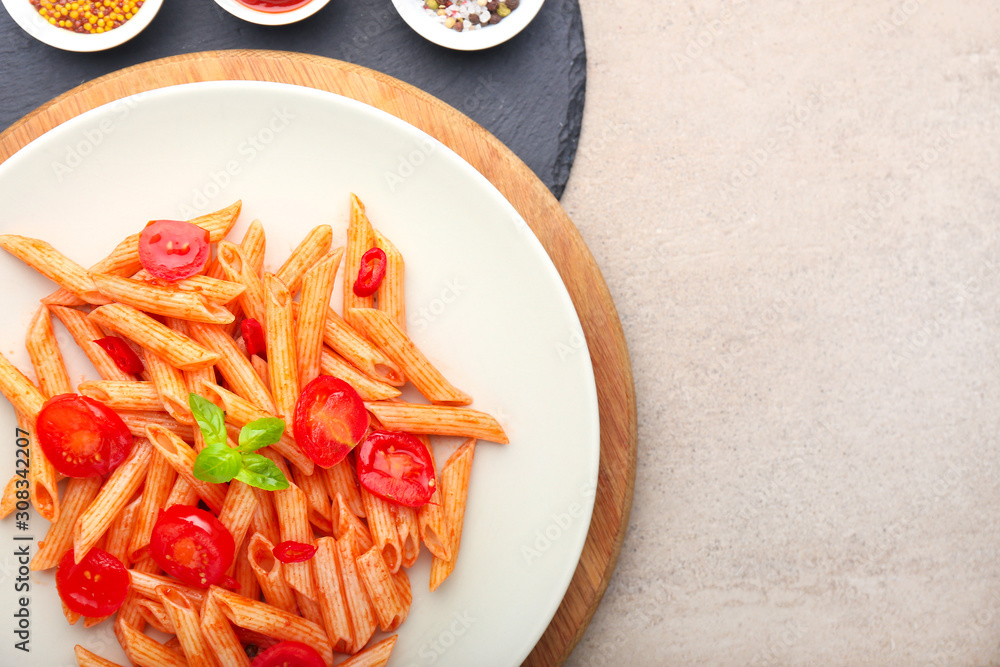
0;0;585;198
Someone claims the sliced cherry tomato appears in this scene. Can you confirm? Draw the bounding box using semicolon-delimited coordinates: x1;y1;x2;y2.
56;548;129;617
293;376;369;468
93;336;145;375
138;219;211;282
241;317;266;357
352;247;387;297
356;430;436;507
149;505;235;588
36;394;133;478
272;540;317;564
250;641;325;667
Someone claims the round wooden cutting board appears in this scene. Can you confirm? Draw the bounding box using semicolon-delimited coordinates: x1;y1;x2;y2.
0;50;637;666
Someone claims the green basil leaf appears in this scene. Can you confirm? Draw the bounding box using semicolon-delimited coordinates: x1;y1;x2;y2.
192;443;241;484
235;453;290;491
188;393;227;447
238;417;286;453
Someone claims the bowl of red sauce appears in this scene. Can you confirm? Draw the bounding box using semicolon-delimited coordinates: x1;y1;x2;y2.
213;0;329;25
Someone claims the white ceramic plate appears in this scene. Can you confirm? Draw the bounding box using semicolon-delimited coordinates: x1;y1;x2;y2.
1;0;163;52
391;0;543;50
0;81;599;666
212;0;331;26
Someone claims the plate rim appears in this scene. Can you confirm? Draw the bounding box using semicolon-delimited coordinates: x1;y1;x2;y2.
0;50;638;666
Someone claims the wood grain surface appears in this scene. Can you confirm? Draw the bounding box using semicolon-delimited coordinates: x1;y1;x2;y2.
0;50;637;666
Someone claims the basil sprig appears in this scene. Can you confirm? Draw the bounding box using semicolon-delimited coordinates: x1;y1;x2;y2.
189;394;289;491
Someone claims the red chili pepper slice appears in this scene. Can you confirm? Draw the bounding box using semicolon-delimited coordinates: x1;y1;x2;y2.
241;318;266;357
93;336;144;375
272;540;318;564
353;247;387;297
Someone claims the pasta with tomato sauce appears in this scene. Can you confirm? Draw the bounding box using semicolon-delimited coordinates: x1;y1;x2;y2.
0;195;507;666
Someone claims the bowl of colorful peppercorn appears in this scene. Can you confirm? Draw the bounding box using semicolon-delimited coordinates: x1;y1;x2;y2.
1;0;162;51
391;0;540;50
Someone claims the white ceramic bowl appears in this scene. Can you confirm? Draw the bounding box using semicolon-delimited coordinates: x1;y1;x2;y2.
212;0;331;25
391;0;543;50
1;0;162;52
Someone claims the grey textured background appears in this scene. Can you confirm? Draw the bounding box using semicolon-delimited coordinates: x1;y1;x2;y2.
0;0;586;197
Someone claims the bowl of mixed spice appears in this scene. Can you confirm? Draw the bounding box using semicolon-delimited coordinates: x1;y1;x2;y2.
2;0;162;50
391;0;542;49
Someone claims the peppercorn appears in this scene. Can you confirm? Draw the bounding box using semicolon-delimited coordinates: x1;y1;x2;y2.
504;0;518;9
469;12;480;23
35;0;142;33
496;3;510;16
485;0;498;10
454;19;463;30
488;11;500;22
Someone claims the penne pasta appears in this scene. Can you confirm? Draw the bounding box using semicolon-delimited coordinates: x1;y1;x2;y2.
218;480;258;572
73;438;153;562
49;305;135;381
0;350;45;417
93;274;235;324
296;251;341;388
365;400;508;444
312;536;352;654
337;527;378;653
188;322;276;414
246;532;299;615
32;475;102;570
357;544;408;631
343;193;376;329
20;409;60;523
105;496;141;565
361;487;402;574
319;347;401;402
118;409;195;441
0;234;108;304
349;307;471;405
322;306;404;387
74;645;128;667
117;621;190;667
200;592;251;667
272;483;315;599
157;585;218;667
215;241;265;323
429;439;476;591
275;225;334;296
264;274;299;423
145;424;227;514
209;587;333;666
128;448;176;561
143;349;194;425
395;504;421;570
338;635;398;667
79;380;163;412
89;304;220;371
26;304;72;397
131;271;246;304
373;229;406;332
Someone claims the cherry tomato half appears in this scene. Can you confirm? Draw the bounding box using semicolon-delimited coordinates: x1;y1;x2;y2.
352;247;387;297
93;336;145;375
36;394;133;478
241;318;266;357
272;540;317;564
293;376;369;468
149;505;235;588
56;548;129;617
356;430;436;507
138;219;211;282
250;641;325;667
